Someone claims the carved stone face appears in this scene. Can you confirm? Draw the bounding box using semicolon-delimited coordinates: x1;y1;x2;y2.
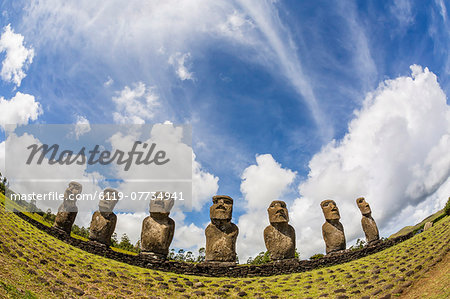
99;188;120;212
150;191;174;216
268;200;289;223
356;197;371;215
321;199;340;220
64;181;82;201
210;195;233;221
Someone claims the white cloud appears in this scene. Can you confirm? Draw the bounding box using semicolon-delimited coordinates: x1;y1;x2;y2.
192;152;219;211
237;154;296;262
168;52;194;81
172;222;205;250
112;82;159;124
73;115;91;139
290;65;450;258
104;76;113;87
0;140;5;174
0;24;34;87
0;92;42;131
112;212;147;246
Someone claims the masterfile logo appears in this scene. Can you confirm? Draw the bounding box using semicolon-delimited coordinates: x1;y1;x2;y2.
4;124;193;213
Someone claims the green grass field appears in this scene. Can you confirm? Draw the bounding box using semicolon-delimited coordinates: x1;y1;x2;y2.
0;192;449;298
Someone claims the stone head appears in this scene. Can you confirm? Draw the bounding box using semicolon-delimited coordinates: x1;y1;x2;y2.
210;195;233;221
268;200;289;223
64;181;82;201
150;191;174;216
356;197;371;215
99;188;120;213
321;199;340;221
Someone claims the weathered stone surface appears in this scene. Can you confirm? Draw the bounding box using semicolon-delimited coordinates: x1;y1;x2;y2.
89;188;120;245
53;182;82;234
423;221;433;231
264;201;296;260
205;195;238;263
321;200;346;254
141;192;175;257
356;197;379;243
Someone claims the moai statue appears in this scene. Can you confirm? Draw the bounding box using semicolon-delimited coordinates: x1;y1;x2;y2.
205;195;239;263
54;181;82;234
321;199;346;254
140;192;175;259
423;221;433;231
264;200;296;260
89;188;120;245
356;197;380;244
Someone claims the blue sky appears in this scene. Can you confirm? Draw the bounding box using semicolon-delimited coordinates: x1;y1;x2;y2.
0;0;449;260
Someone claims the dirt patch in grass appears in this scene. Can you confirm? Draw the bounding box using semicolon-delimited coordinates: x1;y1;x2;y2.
399;251;450;298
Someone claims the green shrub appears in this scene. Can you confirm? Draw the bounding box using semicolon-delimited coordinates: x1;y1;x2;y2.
0;171;7;195
247;251;270;264
349;238;367;251
445;197;450;216
309;253;324;260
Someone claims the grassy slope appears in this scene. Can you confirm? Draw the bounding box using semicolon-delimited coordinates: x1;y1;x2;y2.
399;251;449;299
0;192;449;298
389;208;445;239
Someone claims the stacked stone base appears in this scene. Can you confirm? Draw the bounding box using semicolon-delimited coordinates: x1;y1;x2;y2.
12;210;413;277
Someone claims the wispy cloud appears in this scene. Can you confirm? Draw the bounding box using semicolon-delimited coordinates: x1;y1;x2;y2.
436;0;448;22
390;0;415;27
337;1;377;92
237;0;333;140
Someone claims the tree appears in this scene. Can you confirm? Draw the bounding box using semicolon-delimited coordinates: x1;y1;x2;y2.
43;208;56;223
135;240;141;251
168;248;175;260
247;251;270;265
29;198;37;212
110;232;119;247
118;233;135;252
445;197;450;216
71;224;90;239
175;249;185;261
196;247;205;263
349;238;366;251
185;251;194;262
0;171;8;195
295;249;300;260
